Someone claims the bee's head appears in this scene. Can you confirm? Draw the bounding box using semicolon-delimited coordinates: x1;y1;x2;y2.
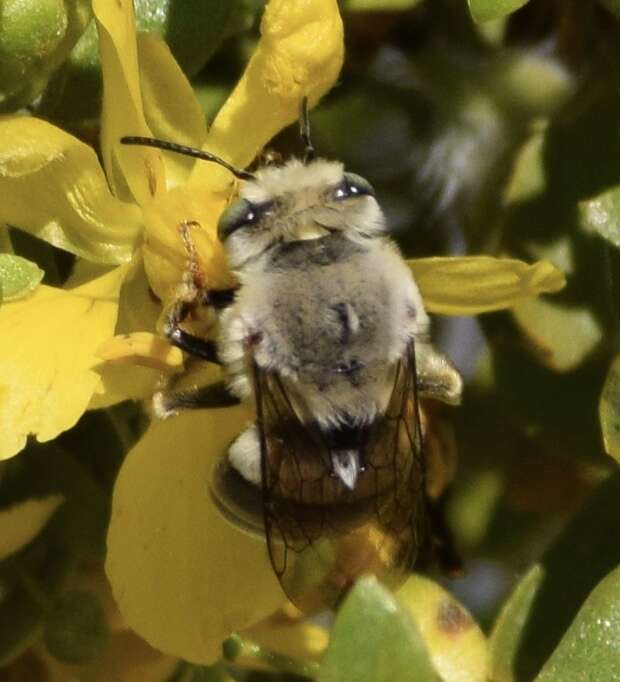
218;158;386;269
120;101;386;271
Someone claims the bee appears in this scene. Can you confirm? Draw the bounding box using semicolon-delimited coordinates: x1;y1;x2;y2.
121;100;463;611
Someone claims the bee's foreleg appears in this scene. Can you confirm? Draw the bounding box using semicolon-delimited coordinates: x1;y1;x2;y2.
415;342;463;405
160;220;236;363
153;380;240;419
167;324;220;363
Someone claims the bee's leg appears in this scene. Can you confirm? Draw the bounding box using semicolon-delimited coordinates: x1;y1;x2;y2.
162;297;221;363
415;342;463;406
228;423;262;486
153;378;240;418
161;220;236;363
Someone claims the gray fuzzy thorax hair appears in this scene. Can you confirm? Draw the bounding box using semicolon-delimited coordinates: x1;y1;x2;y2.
236;233;419;424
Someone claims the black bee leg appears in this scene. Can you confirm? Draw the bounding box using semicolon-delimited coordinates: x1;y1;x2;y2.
160;219;237;363
160;297;220;363
427;489;464;577
153;380;240;418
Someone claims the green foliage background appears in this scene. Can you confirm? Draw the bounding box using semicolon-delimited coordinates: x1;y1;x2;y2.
2;0;620;680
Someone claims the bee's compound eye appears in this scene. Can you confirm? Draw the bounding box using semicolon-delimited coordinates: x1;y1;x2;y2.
333;173;376;201
344;172;375;197
218;199;259;241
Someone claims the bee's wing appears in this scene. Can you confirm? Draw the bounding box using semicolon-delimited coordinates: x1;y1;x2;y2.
251;341;426;613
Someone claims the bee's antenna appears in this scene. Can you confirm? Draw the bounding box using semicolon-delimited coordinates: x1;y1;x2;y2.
120;136;256;181
299;97;315;164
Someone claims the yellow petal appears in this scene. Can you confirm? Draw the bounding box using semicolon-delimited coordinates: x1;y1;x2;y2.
90;259;164;409
89;364;163;409
243;619;328;665
397;575;489;682
190;0;344;190
97;333;184;372
0;495;63;561
409;256;566;315
106;402;284;663
93;0;166;205
0;116;142;264
0;266;127;459
137;33;207;186
142;185;236;302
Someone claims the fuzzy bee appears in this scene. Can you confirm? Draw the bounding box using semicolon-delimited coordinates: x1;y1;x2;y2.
122;102;462;611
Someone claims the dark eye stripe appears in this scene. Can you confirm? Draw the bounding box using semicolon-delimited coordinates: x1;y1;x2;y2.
218;199;273;241
332;172;375;201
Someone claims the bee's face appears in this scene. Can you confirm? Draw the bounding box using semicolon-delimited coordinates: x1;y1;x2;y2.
218;158;386;268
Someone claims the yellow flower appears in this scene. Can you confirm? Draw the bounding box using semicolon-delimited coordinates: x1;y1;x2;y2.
0;0;566;668
0;0;344;458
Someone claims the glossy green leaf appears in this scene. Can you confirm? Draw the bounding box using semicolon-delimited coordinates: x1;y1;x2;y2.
534;565;620;681
44;590;108;663
467;0;529;23
487;473;620;681
489;565;545;682
0;254;44;303
600;355;620;464
579;187;620;249
318;576;439;682
397;575;489;682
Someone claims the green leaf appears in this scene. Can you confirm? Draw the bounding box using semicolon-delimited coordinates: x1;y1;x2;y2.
318;576;439;682
489;565;544;682
600;355;620;464
467;0;530;23
0;254;44;303
579;187;620;249
44;590;108;664
487;473;620;681
534;565;620;681
397;575;489;682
